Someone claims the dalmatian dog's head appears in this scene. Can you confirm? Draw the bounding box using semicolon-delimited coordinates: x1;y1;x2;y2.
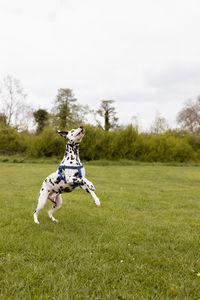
56;126;85;143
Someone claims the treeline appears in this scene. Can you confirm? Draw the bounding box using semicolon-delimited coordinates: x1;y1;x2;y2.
0;123;200;162
1;75;200;162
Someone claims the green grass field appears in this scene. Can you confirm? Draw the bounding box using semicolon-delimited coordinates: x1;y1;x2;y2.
0;162;200;300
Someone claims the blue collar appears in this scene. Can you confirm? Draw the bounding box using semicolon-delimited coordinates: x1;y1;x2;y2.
58;165;84;185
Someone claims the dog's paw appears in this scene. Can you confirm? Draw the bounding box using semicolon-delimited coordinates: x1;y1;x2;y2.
33;213;40;224
48;212;59;222
95;198;100;206
51;217;59;222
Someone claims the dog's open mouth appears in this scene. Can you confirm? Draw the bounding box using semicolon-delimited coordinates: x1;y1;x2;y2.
75;128;84;138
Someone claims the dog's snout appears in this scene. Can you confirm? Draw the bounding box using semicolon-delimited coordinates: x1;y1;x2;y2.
80;126;84;129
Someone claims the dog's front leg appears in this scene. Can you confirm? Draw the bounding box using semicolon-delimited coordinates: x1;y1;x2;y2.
79;177;95;191
80;184;100;206
65;176;94;190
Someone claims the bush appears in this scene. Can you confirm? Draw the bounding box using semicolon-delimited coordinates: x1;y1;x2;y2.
0;125;26;155
0;123;198;162
26;127;65;158
136;134;196;162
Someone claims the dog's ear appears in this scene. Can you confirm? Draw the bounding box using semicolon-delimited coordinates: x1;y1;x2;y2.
56;130;68;138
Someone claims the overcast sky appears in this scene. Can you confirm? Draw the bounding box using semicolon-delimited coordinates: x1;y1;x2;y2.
0;0;200;130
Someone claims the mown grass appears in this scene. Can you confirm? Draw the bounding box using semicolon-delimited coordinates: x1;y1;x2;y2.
1;155;200;166
0;163;200;299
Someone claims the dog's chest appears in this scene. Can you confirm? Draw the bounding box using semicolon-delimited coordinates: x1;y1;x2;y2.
44;171;76;194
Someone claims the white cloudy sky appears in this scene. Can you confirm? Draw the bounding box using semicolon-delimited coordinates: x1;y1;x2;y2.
0;0;200;129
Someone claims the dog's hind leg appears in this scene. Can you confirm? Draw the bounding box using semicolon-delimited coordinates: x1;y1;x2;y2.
33;188;48;224
48;194;62;222
80;185;100;206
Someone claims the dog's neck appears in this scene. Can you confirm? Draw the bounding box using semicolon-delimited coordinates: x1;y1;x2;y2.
60;141;82;166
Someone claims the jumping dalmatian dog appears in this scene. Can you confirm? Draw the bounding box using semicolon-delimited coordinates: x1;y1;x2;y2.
33;126;100;224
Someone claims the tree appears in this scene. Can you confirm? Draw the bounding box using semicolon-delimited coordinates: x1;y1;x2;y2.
52;88;88;129
177;97;200;134
0;75;32;130
33;109;49;134
96;100;118;131
150;113;169;134
0;112;7;126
